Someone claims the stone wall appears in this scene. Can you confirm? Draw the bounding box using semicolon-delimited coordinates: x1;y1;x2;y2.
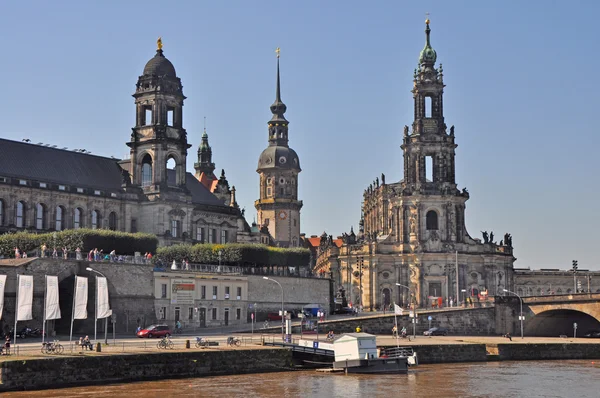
0;258;156;335
390;344;488;364
0;348;292;392
247;275;332;320
496;343;600;361
317;308;496;335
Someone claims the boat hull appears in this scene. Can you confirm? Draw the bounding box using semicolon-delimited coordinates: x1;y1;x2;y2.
333;357;408;374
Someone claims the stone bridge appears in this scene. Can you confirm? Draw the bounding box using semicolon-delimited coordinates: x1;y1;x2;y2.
314;294;600;337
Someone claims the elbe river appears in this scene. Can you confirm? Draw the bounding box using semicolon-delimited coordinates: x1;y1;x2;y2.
5;360;600;397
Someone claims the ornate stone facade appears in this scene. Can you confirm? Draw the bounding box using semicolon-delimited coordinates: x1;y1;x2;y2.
0;40;254;247
314;20;516;310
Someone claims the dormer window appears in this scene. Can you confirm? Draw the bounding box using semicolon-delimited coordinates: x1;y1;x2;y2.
77;188;84;193
19;180;27;186
39;182;47;188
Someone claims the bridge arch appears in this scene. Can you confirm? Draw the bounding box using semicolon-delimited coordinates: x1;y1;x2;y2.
525;309;600;337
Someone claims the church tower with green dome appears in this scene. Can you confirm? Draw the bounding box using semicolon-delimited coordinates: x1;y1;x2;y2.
255;49;303;247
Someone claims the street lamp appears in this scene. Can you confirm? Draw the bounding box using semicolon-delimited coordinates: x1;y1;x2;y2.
503;288;524;339
263;277;285;341
86;267;109;344
396;283;417;339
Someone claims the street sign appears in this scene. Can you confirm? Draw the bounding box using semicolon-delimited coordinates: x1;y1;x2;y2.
251;313;254;320
409;311;414;318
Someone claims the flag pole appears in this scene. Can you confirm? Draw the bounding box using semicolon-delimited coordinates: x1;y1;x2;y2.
393;302;399;350
14;274;19;346
94;275;97;342
42;275;47;344
70;275;77;342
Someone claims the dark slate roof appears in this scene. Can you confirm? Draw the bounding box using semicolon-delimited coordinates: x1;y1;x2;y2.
167;169;225;206
257;145;301;171
0;138;123;191
143;50;177;78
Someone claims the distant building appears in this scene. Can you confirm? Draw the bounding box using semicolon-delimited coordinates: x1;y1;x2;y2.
313;20;516;310
0;39;260;246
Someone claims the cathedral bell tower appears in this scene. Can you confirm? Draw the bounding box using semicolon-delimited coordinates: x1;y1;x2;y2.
127;38;191;194
395;19;469;245
255;49;303;247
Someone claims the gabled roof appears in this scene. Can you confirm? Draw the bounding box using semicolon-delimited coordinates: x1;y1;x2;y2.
0;138;123;191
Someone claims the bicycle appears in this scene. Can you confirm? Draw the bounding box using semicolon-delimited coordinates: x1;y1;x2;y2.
195;337;209;349
157;336;174;349
227;336;241;347
174;327;183;335
41;340;64;355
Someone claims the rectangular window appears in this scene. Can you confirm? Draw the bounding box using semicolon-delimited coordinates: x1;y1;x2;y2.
0;177;6;183
266;187;272;197
160;307;167;320
211;308;217;320
131;218;137;233
171;220;179;238
208;228;213;243
58;185;66;191
236;308;241;320
111;192;118;198
425;156;433;182
197;226;205;242
167;109;174;126
212;229;217;243
145;108;152;125
94;190;101;195
19;180;27;186
221;230;228;243
237;287;242;300
188;307;194;320
39;182;47;188
425;96;432;117
201;285;206;300
293;219;297;227
161;283;167;298
225;286;230;299
77;187;84;193
212;286;217;299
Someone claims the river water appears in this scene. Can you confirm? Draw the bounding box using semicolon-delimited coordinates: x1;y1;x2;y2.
5;360;600;397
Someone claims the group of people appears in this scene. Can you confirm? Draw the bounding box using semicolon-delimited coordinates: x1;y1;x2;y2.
392;324;408;339
78;335;94;350
13;247;27;259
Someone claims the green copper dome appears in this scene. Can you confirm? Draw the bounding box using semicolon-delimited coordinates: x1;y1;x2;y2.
419;21;437;66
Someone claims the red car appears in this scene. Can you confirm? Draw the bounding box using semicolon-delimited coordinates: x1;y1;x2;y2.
136;324;171;338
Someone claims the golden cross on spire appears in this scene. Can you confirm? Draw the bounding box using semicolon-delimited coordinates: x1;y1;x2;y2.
275;47;281;58
425;12;430;24
157;37;163;51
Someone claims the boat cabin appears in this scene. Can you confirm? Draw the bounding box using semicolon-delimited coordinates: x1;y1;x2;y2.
333;333;378;362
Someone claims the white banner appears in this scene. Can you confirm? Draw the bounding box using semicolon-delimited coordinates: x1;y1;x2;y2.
0;275;6;320
17;275;34;321
73;276;88;320
96;277;112;319
394;303;404;316
45;275;61;320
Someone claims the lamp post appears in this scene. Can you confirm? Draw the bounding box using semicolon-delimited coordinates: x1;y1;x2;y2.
86;267;108;344
396;283;416;339
263;277;284;341
503;288;524;339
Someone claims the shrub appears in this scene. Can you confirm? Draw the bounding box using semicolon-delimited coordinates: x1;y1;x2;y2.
155;243;310;267
0;229;157;258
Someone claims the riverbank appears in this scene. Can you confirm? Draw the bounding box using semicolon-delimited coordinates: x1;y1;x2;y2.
0;347;292;392
3;335;600;392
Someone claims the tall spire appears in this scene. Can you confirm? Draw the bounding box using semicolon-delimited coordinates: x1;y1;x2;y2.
270;47;288;123
419;17;437;66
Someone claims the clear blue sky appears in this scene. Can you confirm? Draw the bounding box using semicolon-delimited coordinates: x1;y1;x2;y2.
1;1;598;269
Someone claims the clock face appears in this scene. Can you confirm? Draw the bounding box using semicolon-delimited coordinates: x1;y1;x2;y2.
278;211;288;220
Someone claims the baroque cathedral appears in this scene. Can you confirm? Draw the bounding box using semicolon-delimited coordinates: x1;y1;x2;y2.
314;20;516;309
0;39;298;248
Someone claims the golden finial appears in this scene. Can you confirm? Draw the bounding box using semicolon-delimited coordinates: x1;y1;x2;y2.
157;37;163;51
425;12;430;25
275;47;281;58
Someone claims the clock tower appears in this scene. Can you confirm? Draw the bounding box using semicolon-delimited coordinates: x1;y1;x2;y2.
255;50;303;247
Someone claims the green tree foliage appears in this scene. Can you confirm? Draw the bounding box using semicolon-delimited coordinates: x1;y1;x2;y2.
0;229;157;257
155;243;310;267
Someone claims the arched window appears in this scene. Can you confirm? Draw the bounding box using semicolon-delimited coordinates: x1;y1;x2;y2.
0;198;4;226
426;210;438;230
55;206;65;231
16;201;25;228
108;212;117;231
141;154;153;187
91;210;99;230
74;208;82;229
36;203;45;230
292;237;298;247
166;156;177;186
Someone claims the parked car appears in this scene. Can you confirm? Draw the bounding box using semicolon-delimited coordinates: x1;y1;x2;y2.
423;327;448;336
136;324;171;338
